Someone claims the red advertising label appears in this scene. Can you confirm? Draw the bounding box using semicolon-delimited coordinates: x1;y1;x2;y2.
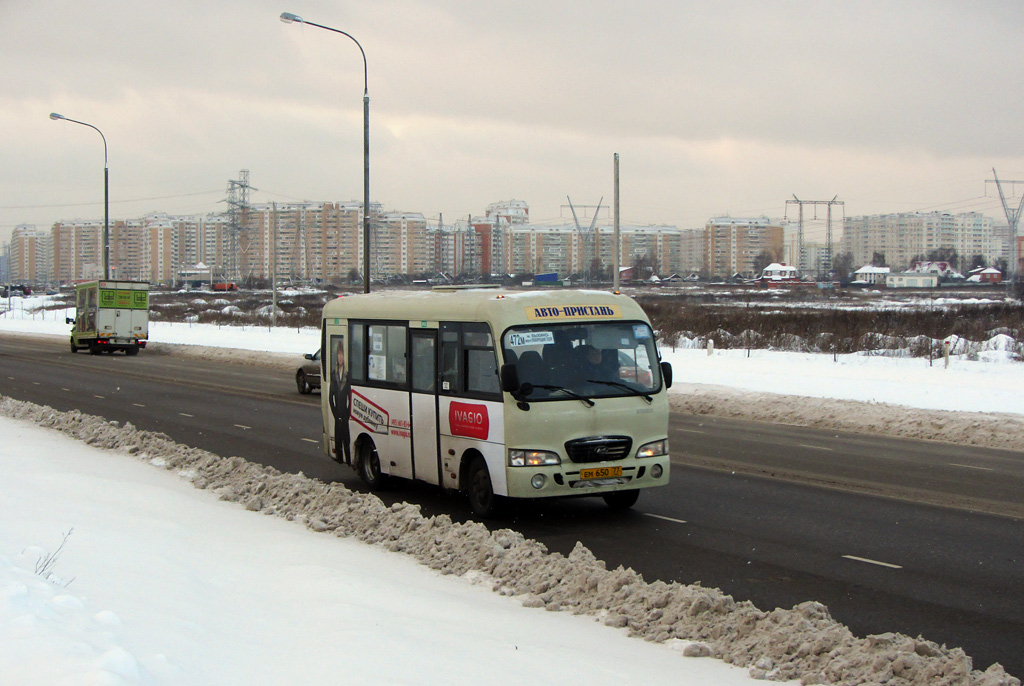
449;402;489;440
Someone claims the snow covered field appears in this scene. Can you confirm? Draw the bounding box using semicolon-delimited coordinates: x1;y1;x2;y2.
2;293;1022;684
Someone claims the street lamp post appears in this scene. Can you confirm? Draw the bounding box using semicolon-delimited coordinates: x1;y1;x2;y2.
280;12;371;294
50;112;110;281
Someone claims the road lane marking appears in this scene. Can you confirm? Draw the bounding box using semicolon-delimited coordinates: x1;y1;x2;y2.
179;412;194;418
798;444;833;451
642;512;688;525
842;554;902;569
32;382;40;385
94;395;105;399
132;403;146;408
949;463;993;472
301;438;319;444
234;424;251;430
676;428;705;434
62;388;71;391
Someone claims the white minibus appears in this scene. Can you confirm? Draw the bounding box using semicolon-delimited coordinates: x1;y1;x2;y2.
318;287;672;516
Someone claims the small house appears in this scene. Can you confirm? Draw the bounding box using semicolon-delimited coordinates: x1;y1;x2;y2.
852;265;890;286
885;272;939;288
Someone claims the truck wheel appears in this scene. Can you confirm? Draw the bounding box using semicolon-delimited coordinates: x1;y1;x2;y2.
467;456;500;518
296;370;311;394
602;490;639;510
357;439;388;490
126;346;139;356
70;339;77;353
89;342;101;355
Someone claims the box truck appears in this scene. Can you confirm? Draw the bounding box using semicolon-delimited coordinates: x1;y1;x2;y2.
68;280;149;355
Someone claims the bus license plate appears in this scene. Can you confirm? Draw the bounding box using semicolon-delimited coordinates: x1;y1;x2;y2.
579;466;623;480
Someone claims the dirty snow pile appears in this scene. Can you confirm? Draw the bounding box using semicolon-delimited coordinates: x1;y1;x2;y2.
1;397;1018;686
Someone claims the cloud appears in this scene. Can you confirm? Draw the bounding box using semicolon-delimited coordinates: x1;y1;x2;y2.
2;0;1023;242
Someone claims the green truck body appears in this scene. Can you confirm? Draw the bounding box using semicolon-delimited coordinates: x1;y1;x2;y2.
69;280;150;355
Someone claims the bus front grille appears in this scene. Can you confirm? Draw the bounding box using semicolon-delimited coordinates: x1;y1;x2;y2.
564;436;632;463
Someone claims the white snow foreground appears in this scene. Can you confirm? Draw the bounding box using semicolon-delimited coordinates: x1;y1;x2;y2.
0;397;1019;686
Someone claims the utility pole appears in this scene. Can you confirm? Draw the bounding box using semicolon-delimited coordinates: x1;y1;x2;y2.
987;169;1024;294
271;201;277;328
785;195;844;279
613;153;620;291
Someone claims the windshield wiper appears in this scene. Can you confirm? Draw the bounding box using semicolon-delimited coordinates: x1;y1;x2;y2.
520;383;595;407
586;379;653;404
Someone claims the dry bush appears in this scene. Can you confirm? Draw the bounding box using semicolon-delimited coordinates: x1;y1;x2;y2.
638;293;1024;358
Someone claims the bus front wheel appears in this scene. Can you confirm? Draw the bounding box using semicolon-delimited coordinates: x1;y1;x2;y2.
357;439;388;490
602;489;639;510
467;457;499;518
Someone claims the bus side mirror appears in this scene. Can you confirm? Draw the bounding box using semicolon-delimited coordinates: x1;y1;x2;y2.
66;317;75;325
499;363;520;393
660;361;673;389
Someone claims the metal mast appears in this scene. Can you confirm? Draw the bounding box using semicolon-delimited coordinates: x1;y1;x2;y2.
987;169;1024;293
224;169;255;282
785;195;844;279
564;196;603;283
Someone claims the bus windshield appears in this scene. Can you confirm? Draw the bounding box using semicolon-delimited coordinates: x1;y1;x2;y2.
502;321;661;401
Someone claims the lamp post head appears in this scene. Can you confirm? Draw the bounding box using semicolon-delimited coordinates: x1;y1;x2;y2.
49;112;66;121
280;12;303;24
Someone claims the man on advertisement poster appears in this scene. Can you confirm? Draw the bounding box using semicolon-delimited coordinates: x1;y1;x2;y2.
328;335;352;463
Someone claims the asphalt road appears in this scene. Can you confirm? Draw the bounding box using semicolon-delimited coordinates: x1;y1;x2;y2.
2;333;1022;674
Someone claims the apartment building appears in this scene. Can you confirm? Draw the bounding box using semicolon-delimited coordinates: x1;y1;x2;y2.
376;211;430;277
243;202;393;283
52;220;103;284
703;217;784;279
9;225;51;285
841;212;1004;270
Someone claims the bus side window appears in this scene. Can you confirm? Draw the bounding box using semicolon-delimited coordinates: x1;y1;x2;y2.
466;348;499;395
463;323;500;398
349;323;365;383
411;335;436;393
386;324;407;384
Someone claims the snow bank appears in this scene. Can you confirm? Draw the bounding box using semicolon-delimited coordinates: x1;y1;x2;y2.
1;396;1017;686
668;383;1024;453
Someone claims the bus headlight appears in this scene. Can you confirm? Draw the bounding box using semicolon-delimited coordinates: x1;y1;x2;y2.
509;449;560;467
636;439;668;458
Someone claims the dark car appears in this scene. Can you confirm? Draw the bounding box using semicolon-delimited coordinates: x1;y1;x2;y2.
296;349;321;394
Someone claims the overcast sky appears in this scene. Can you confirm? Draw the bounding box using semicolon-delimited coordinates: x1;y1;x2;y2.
3;0;1023;246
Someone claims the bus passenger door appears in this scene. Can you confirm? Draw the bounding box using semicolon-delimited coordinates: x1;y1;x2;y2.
410;329;441;485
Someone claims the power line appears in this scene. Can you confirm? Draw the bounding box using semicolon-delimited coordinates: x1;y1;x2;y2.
0;189;222;211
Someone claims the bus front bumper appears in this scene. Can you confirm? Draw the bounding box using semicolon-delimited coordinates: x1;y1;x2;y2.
504;455;670;499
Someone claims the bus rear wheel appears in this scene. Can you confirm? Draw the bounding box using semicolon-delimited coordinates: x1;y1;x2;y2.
357;439;388;490
602;489;639;510
467;457;499;518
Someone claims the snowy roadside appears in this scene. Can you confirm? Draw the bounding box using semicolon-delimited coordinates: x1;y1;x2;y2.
1;397;1019;686
0;409;764;686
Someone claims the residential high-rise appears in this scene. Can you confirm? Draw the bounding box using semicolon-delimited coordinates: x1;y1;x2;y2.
703;217;784;279
9;225;51;285
841;212;1002;270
